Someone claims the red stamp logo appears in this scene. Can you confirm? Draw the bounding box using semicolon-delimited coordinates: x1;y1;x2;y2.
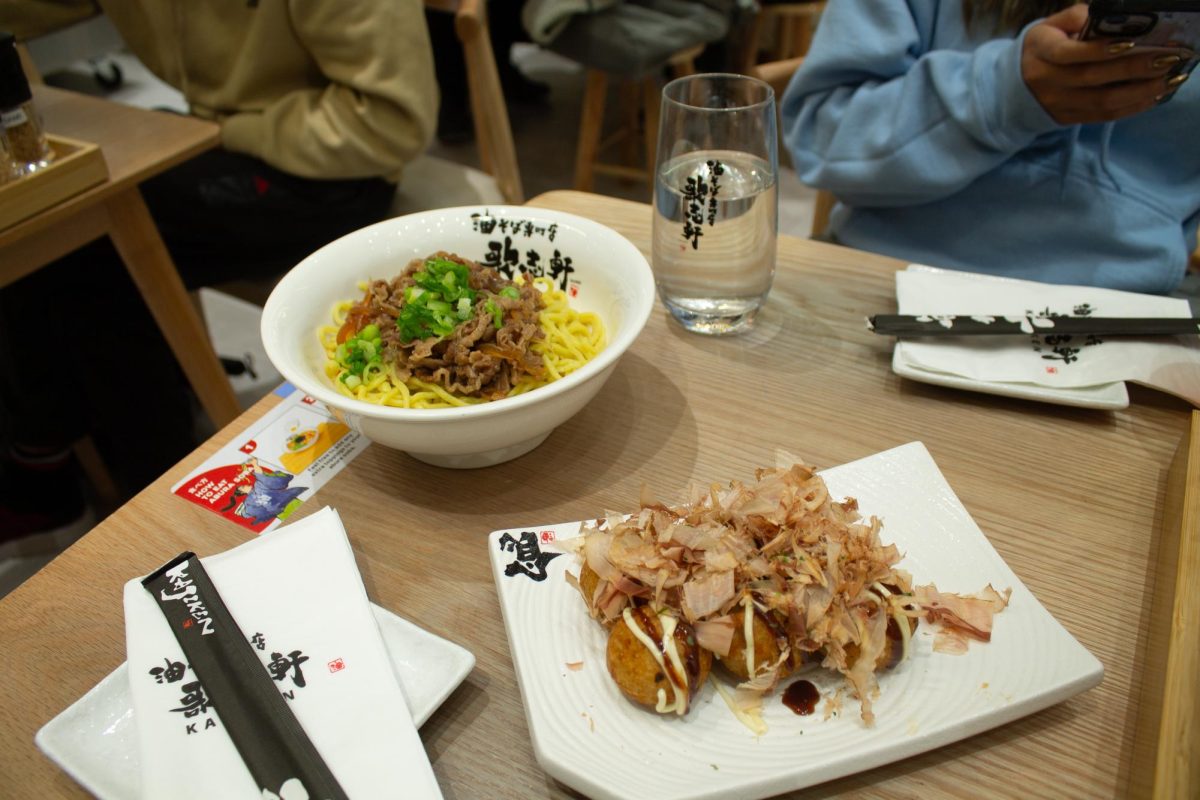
182;619;194;629
239;440;257;454
1045;366;1058;375
302;396;317;405
569;286;579;298
328;658;346;673
539;530;556;543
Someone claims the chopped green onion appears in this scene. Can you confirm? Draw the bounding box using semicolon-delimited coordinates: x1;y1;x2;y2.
484;298;504;329
396;256;481;342
335;324;385;383
391;256;528;342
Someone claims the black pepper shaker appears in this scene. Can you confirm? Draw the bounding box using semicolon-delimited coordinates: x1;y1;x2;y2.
0;31;53;176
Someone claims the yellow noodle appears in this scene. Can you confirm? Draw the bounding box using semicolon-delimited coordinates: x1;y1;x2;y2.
319;276;605;408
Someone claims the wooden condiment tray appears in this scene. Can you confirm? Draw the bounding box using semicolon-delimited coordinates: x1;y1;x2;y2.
0;133;108;231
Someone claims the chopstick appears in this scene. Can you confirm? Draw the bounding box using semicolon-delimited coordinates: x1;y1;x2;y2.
867;314;1200;337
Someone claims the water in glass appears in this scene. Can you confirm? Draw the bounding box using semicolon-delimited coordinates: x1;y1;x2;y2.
653;150;777;334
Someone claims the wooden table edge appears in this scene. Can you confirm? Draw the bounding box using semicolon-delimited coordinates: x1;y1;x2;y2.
1144;409;1200;797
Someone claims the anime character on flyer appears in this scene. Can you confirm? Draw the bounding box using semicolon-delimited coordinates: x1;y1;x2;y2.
220;457;307;526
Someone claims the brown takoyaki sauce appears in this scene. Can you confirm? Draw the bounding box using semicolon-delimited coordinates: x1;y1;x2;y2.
782;680;820;715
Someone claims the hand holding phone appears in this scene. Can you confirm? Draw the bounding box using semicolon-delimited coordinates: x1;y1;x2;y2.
1080;0;1200;52
1081;0;1200;91
1020;3;1194;125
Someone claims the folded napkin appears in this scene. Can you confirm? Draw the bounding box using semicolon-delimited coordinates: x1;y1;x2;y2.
124;507;442;799
895;266;1200;406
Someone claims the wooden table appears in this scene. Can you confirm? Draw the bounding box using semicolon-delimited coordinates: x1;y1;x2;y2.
1;190;1196;799
0;85;241;427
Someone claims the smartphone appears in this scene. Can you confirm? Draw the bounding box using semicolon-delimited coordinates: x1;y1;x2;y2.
1081;0;1200;61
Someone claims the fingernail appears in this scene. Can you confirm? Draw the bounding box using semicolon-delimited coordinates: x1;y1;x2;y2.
1152;54;1182;69
1108;41;1136;53
1166;72;1190;88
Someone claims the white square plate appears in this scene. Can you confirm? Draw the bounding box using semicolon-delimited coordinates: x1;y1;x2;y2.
35;604;474;799
488;442;1103;800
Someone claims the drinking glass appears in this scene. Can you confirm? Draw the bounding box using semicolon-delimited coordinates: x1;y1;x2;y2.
651;73;778;335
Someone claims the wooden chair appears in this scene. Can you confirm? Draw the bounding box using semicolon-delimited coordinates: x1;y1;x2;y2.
543;0;729;196
751;56;834;238
808;187;835;238
740;2;827;73
419;0;524;205
573;45;704;193
751;57;801;112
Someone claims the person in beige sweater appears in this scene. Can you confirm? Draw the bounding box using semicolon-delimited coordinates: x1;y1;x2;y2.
0;0;439;529
8;0;438;181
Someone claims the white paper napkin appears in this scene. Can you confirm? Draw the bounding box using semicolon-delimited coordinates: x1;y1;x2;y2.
895;266;1200;405
123;506;442;799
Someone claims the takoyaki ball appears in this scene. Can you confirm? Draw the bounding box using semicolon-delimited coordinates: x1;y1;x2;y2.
606;609;712;711
719;611;790;682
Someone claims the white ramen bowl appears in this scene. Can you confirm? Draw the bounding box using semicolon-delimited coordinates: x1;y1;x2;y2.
261;205;654;468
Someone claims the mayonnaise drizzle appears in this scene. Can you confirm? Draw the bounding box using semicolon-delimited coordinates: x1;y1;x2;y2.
741;595;756;679
622;607;689;715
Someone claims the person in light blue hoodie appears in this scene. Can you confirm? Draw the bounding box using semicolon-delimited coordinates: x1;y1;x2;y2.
780;1;1199;293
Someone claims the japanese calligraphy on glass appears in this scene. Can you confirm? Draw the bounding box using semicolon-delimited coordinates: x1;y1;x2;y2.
652;74;778;335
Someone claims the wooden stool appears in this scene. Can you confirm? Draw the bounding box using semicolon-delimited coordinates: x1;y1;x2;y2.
572;44;704;193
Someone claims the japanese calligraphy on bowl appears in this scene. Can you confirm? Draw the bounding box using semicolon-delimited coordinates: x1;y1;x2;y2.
261;205;655;468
